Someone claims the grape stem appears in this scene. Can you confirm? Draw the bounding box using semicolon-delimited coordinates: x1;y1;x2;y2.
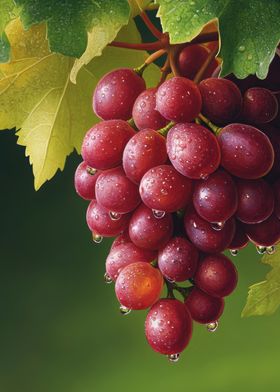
158;57;171;86
198;113;221;135
168;46;181;77
140;11;163;39
165;280;176;299
134;49;167;76
158;121;175;137
193;42;219;84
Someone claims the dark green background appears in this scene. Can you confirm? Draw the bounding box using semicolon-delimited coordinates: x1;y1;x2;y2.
1;130;280;392
1;14;280;392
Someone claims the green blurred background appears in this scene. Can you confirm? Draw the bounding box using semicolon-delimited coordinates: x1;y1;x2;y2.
1;15;280;392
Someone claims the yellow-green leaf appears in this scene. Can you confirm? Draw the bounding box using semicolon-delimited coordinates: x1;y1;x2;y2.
242;247;280;317
0;19;159;190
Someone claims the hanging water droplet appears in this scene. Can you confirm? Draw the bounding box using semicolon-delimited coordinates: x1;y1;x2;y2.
256;245;266;255
152;210;166;219
211;222;225;231
206;320;219;332
86;166;97;175
168;353;180;363
230;249;238;257
92;232;103;243
266;245;276;255
119;305;131;315
104;272;112;284
109;211;121;221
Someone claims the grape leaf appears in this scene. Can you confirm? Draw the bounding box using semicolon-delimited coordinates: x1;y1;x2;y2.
156;0;280;79
128;0;152;16
0;19;159;190
242;248;280;317
0;0;18;62
14;0;130;58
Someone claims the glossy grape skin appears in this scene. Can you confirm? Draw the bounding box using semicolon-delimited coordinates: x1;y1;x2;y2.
106;242;156;281
194;254;238;298
111;231;131;250
86;200;130;237
115;262;163;310
74;162;100;200
185;287;224;324
95;167;140;214
167;123;221;179
140;165;193;213
123;129;167;184
242;87;278;124
82;120;135;170
218;123;274;179
156;77;202;122
193;169;238;223
235;178;274;224
132;88;168;130
93;68;145;120
129;204;173;250
244;214;280;246
273;179;280;220
158;237;199;282
228;221;249;250
177;45;218;80
145;299;193;355
184;207;236;254
199;78;242;124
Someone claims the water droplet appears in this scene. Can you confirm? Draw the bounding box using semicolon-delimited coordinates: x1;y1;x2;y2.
92;232;103;243
120;305;131;315
238;45;245;52
104;272;112;284
266;245;276;255
211;222;225;231
256;245;266;255
207;320;218;332
168;353;180;363
230;249;238;257
109;211;121;221
86;166;97;175
152;210;166;219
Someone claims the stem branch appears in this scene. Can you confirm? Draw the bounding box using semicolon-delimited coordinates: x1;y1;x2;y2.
109;40;164;51
140;11;163;39
198;113;221;135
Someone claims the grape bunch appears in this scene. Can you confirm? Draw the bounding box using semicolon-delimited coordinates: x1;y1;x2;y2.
74;45;280;362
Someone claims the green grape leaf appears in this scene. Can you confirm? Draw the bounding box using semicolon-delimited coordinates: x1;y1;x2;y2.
128;0;152;16
156;0;280;79
14;0;130;58
0;19;159;190
0;0;18;62
242;248;280;317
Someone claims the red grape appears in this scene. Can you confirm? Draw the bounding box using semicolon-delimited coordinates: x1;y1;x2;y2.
74;162;100;200
95;167;140;214
111;231;131;250
263;125;280;179
185;287;224;324
218;123;274;179
158;237;199;282
106;242;156;281
194;254;238;297
167;123;221;179
93;68;145;120
81;120;135;170
244;214;280;246
235;178;274;224
156;77;202;122
228;221;249;250
86;200;130;237
242;87;278;124
139;165;193;213
123;129;167;184
199;78;242;124
115;262;163;310
129;204;173;250
145;299;193;355
132;88;168;130
177;45;218;80
184;207;235;254
273;179;280;220
193;169;238;223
